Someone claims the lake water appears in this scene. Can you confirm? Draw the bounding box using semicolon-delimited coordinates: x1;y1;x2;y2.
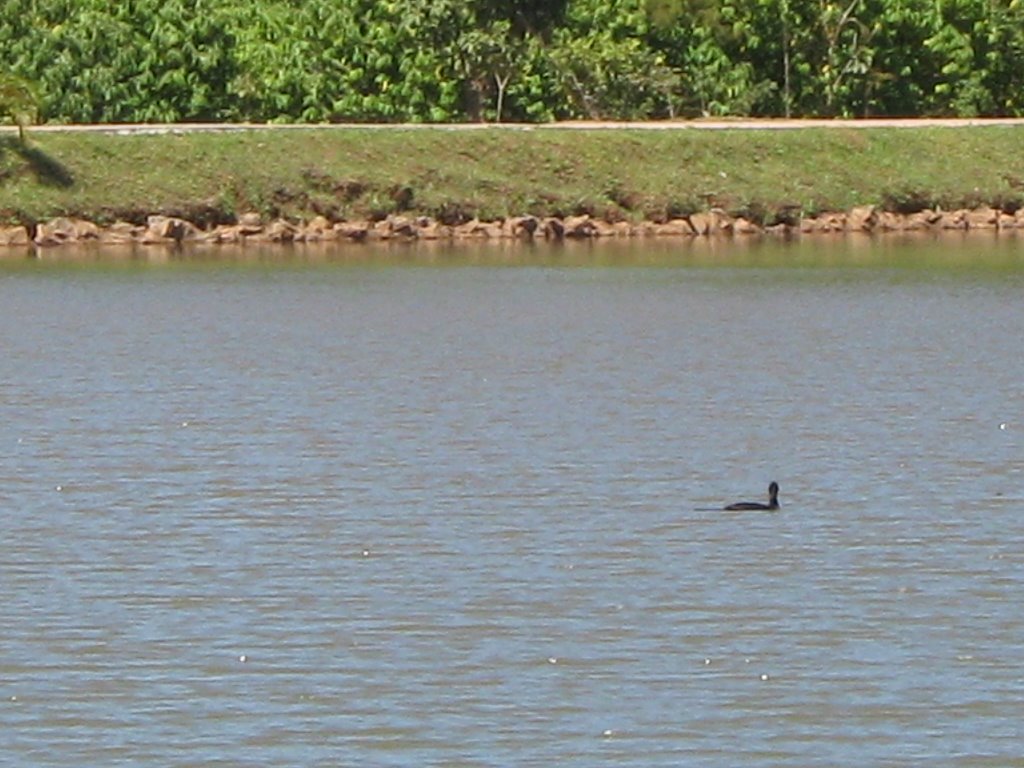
2;235;1023;766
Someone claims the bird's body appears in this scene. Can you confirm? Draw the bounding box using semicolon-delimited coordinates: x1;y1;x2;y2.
724;482;780;511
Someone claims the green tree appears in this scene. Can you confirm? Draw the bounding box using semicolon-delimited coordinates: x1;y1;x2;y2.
0;72;38;141
548;0;683;119
981;0;1024;114
1;0;1021;123
645;0;767;116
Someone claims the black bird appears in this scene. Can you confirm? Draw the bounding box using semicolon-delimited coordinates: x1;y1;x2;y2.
724;482;779;511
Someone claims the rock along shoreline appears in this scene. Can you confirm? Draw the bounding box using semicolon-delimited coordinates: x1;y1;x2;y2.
3;205;1024;249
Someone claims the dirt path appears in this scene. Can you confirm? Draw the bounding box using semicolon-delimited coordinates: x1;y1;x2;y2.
8;117;1024;135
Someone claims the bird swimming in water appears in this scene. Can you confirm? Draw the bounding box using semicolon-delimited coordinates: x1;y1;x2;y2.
724;482;779;511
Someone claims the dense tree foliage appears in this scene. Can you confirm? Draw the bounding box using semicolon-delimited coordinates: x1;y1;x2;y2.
0;71;38;140
1;0;1022;123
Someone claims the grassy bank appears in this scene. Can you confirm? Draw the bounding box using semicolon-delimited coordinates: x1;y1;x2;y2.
1;125;1023;228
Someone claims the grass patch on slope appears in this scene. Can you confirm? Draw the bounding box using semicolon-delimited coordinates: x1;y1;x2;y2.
1;125;1022;226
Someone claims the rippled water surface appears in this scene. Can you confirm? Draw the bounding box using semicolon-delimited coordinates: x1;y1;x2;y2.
2;237;1024;766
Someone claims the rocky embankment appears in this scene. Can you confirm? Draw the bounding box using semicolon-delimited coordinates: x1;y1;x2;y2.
3;205;1024;248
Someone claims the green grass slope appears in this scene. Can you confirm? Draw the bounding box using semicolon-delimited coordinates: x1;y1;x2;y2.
2;126;1022;227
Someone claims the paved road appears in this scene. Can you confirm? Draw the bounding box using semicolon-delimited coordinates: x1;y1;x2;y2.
6;117;1024;135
